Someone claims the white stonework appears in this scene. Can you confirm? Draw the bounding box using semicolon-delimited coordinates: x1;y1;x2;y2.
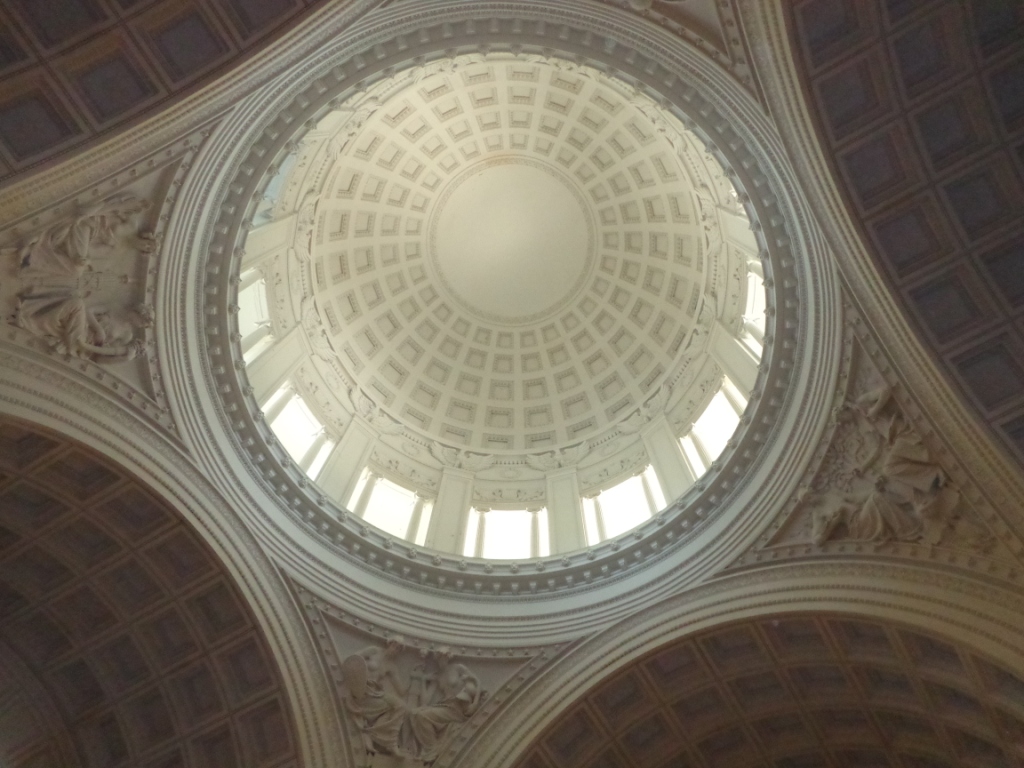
0;2;1022;768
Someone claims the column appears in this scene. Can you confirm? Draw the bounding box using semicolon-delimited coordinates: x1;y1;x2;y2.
474;509;488;558
240;323;272;355
545;468;587;553
298;431;329;473
238;268;264;291
689;431;713;470
709;320;760;392
529;508;542;558
261;384;293;426
588;493;608;542
351;471;379;518
316;417;376;507
742;316;765;345
638;470;659;517
424;467;474;554
640;413;695;503
405;494;431;543
721;376;748;418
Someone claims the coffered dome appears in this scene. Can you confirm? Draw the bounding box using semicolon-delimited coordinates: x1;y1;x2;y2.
307;55;720;452
235;52;766;558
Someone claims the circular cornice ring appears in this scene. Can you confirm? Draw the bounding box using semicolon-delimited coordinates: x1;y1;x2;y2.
159;0;842;639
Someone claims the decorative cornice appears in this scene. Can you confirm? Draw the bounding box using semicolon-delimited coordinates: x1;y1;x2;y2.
156;0;839;635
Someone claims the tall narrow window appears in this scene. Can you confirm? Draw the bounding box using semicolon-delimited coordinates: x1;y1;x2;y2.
740;269;766;357
690;390;741;461
238;270;273;363
464;508;542;559
264;383;331;473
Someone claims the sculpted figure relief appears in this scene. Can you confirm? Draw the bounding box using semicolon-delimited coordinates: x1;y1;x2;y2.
14;292;152;363
806;385;992;551
17;194;153;279
341;640;484;764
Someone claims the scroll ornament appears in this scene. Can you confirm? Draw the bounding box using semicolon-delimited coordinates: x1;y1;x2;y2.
524;440;591;472
616;385;672;435
803;385;992;551
341;641;484;764
429;442;495;471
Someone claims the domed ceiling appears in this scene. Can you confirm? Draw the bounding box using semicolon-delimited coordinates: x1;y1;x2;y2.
305;55;715;452
235;52;765;555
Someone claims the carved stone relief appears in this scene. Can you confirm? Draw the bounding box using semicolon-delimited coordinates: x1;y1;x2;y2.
523;441;591;471
340;641;484;765
301;587;564;768
578;446;650;491
429;442;495;471
472;485;545;504
4;193;155;365
753;326;1013;571
616;385;671;435
370;448;438;492
799;383;994;551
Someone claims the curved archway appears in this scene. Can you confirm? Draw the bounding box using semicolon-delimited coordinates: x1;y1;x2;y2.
0;409;335;767
464;562;1024;768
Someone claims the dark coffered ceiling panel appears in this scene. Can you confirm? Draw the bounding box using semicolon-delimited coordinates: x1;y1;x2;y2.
785;0;1024;465
0;419;299;768
0;0;341;183
514;615;1024;768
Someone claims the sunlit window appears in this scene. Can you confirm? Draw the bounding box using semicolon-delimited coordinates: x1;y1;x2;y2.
741;269;766;358
680;434;707;476
264;384;333;474
582;465;663;545
464;508;547;559
363;476;417;539
691;390;741;461
347;468;432;544
238;272;273;363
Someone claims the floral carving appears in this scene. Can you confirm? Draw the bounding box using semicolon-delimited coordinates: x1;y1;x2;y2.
6;193;155;364
805;385;992;551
